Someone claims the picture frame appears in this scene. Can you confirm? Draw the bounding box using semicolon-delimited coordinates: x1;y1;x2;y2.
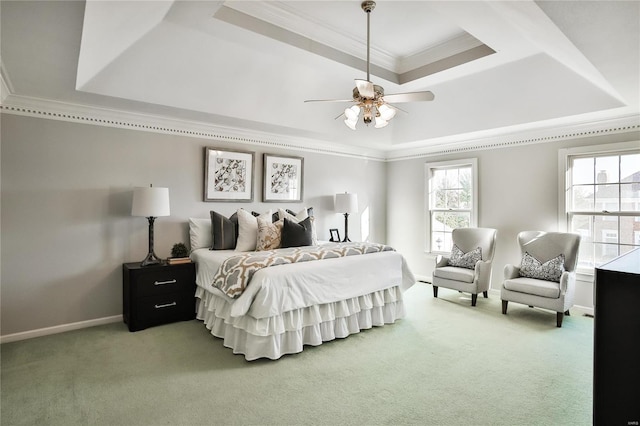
204;147;254;202
329;228;340;242
263;154;304;202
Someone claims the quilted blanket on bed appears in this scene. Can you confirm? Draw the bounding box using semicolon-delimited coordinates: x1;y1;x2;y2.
212;242;394;298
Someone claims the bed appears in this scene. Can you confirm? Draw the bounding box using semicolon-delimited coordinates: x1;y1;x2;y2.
189;210;416;360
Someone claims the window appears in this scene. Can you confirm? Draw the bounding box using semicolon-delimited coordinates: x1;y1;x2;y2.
561;142;640;272
425;158;478;253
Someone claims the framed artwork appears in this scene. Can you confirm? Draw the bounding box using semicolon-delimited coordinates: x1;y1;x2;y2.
329;229;340;242
263;154;304;202
204;147;254;202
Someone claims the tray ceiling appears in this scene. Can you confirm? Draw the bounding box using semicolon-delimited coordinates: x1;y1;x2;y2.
1;1;638;156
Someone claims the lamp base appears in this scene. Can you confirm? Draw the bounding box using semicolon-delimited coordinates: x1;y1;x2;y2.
342;212;351;242
140;251;163;267
140;216;163;267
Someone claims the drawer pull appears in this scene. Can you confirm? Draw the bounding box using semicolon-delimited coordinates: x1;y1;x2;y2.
154;279;177;286
155;302;177;309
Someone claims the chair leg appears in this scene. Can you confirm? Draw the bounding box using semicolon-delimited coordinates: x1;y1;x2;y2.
565;310;570;316
502;300;508;314
471;294;478;306
483;291;488;298
433;285;438;298
557;312;564;328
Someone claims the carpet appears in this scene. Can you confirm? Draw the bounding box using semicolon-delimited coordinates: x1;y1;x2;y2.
1;283;593;425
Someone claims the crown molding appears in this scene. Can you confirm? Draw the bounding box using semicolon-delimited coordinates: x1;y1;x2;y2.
385;111;640;161
2;89;638;163
0;93;387;161
221;3;484;79
223;2;397;72
398;33;484;75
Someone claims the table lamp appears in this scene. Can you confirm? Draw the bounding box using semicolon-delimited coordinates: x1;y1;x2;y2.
335;192;358;242
132;184;170;266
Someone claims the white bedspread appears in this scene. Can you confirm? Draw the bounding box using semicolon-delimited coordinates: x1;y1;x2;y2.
191;246;416;319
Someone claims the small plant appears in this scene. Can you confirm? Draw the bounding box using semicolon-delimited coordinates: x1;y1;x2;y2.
170;242;189;258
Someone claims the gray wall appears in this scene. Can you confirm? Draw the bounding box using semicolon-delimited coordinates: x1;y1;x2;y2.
2;111;637;336
0;114;387;336
387;130;640;310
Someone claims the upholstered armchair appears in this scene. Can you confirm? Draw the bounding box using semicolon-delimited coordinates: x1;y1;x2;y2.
432;228;497;306
501;231;581;327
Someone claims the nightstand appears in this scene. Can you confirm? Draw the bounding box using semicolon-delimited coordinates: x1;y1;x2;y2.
122;262;196;332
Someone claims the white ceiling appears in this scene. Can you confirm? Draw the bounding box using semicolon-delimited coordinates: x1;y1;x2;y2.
1;1;639;157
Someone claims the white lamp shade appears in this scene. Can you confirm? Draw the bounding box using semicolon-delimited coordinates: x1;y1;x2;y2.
344;118;357;130
132;186;170;217
378;103;397;121
345;105;360;120
374;117;389;128
335;192;358;214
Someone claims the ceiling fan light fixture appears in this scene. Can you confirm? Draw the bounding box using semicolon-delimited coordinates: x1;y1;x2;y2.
362;106;374;125
345;105;360;121
378;103;397;121
374;117;389;128
344;118;358;130
304;1;434;130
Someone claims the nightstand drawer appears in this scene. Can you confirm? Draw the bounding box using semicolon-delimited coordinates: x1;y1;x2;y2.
132;292;195;331
134;265;194;297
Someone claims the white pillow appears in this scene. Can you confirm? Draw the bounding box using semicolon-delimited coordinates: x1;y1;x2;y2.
278;208;308;222
189;217;212;251
235;209;272;251
278;208;317;245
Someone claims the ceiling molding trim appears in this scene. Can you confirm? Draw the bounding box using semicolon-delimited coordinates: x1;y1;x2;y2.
223;2;397;71
385;115;640;161
2;93;637;164
214;5;398;84
398;33;485;74
398;44;495;85
0;95;386;162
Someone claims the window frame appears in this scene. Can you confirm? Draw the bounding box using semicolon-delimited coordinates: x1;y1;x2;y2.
558;141;640;275
424;158;478;254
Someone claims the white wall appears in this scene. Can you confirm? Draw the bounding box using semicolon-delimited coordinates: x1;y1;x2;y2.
0;114;387;336
387;131;640;312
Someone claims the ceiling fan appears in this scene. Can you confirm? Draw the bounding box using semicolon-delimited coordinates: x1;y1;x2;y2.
305;1;435;130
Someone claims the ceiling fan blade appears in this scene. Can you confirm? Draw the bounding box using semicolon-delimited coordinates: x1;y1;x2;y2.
355;79;375;98
304;99;353;103
384;91;435;103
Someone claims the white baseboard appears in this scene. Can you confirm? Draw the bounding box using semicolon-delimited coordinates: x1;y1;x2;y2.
0;315;123;344
415;274;432;283
570;304;594;317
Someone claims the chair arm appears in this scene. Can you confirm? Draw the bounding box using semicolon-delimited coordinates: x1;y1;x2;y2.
435;255;449;268
559;271;576;294
504;264;520;279
474;260;493;285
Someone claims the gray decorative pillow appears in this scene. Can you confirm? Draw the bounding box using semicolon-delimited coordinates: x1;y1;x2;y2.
448;245;482;269
210;211;238;250
519;252;565;282
281;217;313;248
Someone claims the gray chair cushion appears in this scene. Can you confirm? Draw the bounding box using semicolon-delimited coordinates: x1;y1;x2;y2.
433;266;475;283
503;277;561;298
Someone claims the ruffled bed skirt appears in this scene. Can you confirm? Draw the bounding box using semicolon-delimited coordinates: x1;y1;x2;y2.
195;286;406;360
